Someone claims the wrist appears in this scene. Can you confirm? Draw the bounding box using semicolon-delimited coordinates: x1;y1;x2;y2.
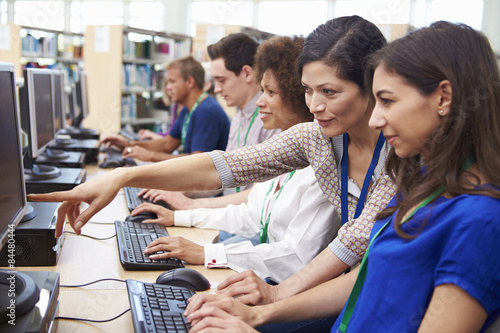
250;304;273;327
271;285;282;303
113;166;132;188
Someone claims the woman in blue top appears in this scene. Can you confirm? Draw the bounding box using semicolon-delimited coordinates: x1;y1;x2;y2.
184;21;500;333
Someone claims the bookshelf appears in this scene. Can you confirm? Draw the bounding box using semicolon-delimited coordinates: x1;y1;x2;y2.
84;25;191;135
19;26;84;88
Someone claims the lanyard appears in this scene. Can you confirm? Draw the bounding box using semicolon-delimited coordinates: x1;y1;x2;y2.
338;156;475;332
259;171;295;243
340;132;386;225
235;107;260;192
181;92;207;152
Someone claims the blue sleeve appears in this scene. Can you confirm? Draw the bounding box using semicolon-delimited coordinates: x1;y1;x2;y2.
168;107;188;140
434;196;500;315
188;99;229;152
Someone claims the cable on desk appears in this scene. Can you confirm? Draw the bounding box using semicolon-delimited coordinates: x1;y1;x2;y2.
55;308;131;323
64;230;116;240
87;221;116;225
60;277;126;288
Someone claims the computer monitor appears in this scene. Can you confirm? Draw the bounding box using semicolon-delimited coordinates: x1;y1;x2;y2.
0;62;29;250
19;68;61;180
51;70;66;132
72;71;89;128
0;62;44;325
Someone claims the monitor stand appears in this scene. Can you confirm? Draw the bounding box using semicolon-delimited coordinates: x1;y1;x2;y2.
0;269;59;333
39;148;69;161
25;167;86;194
59;126;99;140
36;149;86;169
24;164;61;181
0;270;40;323
21;203;37;222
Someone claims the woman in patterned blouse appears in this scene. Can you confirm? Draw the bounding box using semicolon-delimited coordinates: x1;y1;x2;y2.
29;16;396;314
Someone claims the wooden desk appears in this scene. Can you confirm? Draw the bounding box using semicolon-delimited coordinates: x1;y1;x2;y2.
14;164;235;332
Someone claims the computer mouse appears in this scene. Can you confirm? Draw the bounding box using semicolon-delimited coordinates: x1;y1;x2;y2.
156;268;210;291
125;211;158;222
98;159;123;169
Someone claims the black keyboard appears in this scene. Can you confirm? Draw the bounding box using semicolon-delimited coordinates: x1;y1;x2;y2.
127;279;194;333
115;220;184;270
120;127;141;141
105;146;137;167
124;186;172;212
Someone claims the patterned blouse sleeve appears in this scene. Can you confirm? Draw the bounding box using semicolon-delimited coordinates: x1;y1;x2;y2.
329;170;397;266
207;123;313;188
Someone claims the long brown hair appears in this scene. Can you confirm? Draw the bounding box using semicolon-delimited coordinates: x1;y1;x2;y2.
365;21;500;237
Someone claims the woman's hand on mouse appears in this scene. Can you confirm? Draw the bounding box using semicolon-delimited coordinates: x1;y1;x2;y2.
215;270;279;305
132;203;174;226
185;293;261;332
27;168;125;237
144;236;204;264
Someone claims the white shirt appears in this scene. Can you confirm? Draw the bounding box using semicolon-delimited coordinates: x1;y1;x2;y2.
174;166;340;283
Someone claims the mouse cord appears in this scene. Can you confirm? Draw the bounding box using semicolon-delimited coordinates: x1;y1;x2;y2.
63;230;116;240
55;308;131;323
87;221;116;225
56;278;130;323
60;277;126;288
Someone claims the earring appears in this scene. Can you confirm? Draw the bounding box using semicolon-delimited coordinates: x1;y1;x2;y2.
439;109;445;115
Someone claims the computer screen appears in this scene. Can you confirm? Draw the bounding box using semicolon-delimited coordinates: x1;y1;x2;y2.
51;70;66;131
19;68;56;160
0;62;28;250
73;71;89;128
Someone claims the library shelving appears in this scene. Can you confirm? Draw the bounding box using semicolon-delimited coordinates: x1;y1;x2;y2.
83;25;191;135
19;26;84;91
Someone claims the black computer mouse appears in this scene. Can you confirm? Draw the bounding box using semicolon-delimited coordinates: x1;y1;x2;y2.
156;268;210;291
125;211;158;222
98;159;123;169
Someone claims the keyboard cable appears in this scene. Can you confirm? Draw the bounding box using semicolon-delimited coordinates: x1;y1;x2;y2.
57;278;130;323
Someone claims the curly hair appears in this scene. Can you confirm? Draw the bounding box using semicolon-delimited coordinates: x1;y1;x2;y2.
254;35;312;122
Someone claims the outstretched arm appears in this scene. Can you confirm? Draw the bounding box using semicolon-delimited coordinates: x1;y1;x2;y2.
28;153;221;237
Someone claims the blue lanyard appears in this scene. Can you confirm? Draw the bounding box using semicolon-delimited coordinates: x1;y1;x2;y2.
340;132;385;225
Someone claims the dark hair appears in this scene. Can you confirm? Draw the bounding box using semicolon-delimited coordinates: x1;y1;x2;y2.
254;35;312;122
366;21;500;237
207;33;259;76
166;56;205;90
297;15;387;95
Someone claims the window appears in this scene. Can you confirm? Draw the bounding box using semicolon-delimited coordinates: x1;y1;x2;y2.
129;1;164;31
14;1;65;30
258;1;328;36
70;1;123;34
192;1;253;26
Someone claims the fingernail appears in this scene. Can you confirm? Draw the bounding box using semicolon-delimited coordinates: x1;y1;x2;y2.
75;221;83;231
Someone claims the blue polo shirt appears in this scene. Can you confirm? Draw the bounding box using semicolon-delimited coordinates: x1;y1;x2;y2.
169;95;230;153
